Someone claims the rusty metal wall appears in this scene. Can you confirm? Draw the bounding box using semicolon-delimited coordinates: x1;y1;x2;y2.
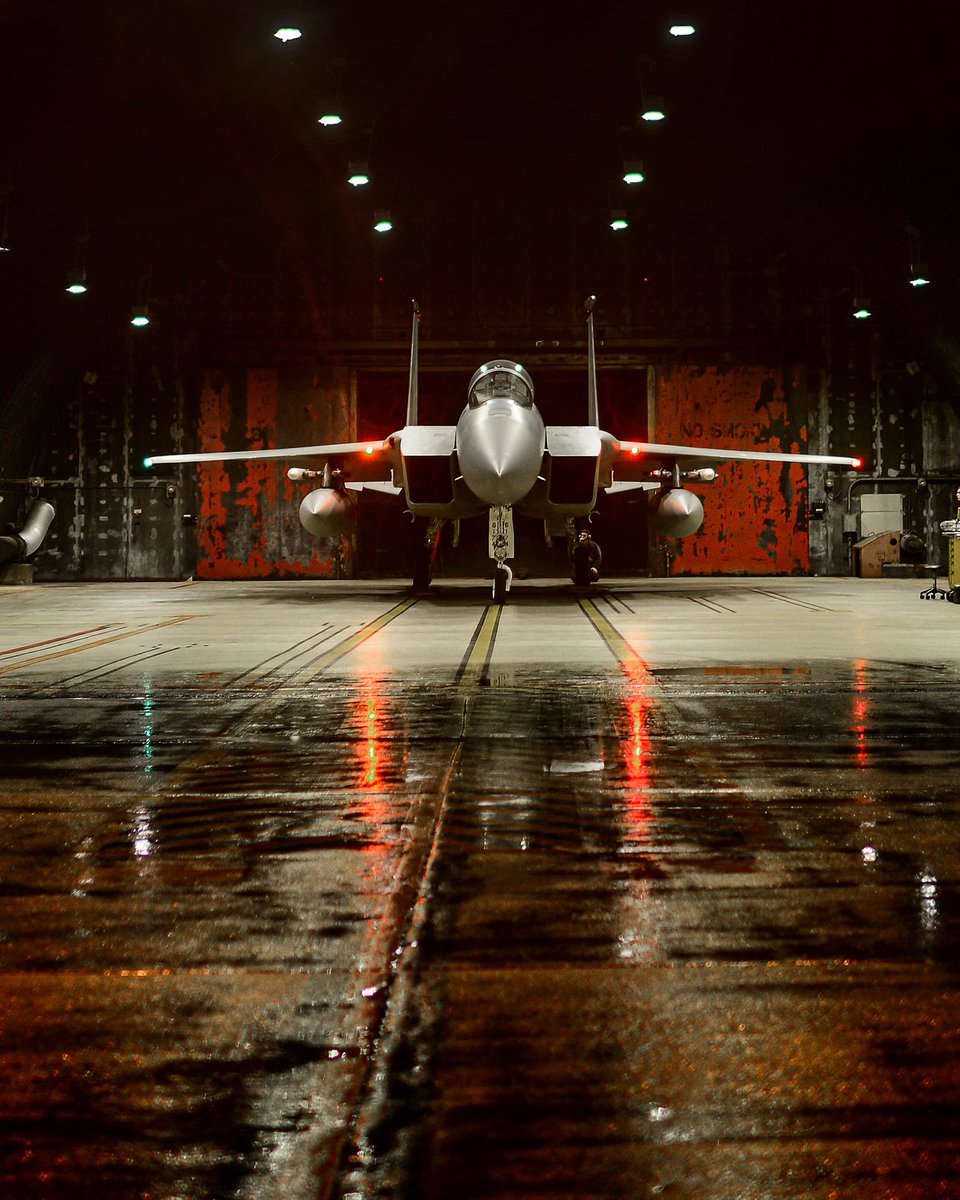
652;364;811;575
27;336;960;582
34;364;192;581
194;366;353;580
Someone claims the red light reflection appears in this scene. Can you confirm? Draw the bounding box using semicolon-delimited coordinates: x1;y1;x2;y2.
351;676;394;894
622;681;654;840
851;658;870;769
356;677;384;789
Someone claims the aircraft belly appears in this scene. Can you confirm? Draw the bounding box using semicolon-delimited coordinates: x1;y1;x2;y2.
516;477;594;520
517;497;596;520
404;477;486;520
404;500;486;520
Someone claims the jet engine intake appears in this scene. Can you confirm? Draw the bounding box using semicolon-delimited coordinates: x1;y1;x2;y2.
648;488;704;538
298;487;356;538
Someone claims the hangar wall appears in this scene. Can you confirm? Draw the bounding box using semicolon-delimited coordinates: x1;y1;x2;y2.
30;360;193;582
17;329;960;582
193;367;352;580
652;364;812;575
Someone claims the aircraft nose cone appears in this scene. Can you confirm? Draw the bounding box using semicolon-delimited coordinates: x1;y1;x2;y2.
457;408;543;505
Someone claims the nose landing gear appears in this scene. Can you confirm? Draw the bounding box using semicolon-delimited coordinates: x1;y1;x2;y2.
493;562;513;604
490;505;515;604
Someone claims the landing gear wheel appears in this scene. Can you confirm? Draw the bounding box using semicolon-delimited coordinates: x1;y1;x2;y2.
493;565;510;604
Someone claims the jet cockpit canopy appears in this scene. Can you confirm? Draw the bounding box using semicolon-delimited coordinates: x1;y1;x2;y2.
467;360;534;409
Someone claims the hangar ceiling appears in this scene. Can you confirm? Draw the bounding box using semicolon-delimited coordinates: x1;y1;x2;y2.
2;2;957;347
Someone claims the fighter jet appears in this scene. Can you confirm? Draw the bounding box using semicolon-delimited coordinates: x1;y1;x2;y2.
144;298;861;601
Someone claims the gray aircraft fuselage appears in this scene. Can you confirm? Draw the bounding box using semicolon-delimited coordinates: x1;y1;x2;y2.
455;394;546;507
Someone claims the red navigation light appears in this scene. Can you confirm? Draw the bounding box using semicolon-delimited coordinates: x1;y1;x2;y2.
852;457;864;470
364;445;376;456
630;446;641;456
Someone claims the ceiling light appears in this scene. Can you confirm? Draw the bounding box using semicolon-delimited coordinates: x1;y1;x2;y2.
852;301;871;320
274;27;302;42
374;211;393;233
622;161;645;185
669;23;696;36
318;114;342;126
640;97;666;121
347;161;369;187
65;269;87;295
610;210;629;231
131;306;151;328
910;265;931;287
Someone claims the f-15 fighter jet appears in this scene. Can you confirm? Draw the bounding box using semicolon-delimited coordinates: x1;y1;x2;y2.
145;298;860;601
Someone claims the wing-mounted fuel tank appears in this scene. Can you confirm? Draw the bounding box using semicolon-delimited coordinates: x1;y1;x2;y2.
288;468;357;537
297;487;357;538
648;488;705;538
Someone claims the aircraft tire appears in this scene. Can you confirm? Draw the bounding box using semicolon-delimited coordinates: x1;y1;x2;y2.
412;545;431;591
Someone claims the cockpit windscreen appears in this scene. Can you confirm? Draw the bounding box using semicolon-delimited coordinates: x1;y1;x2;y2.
467;360;534;409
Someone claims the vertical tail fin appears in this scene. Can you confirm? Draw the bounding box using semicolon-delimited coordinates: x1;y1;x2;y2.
585;294;599;428
406;300;420;427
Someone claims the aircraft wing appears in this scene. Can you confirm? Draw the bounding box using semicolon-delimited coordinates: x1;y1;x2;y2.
611;439;861;480
143;438;397;483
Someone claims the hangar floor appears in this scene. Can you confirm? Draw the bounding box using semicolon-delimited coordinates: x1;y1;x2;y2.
0;577;958;1199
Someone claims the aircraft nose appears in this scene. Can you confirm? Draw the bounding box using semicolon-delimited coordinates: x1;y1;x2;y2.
457;408;543;505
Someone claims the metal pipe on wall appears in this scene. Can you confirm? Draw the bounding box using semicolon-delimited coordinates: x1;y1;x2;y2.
0;499;56;565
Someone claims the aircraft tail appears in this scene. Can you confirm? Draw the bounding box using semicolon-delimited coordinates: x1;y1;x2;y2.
406;300;420;426
585;295;599;428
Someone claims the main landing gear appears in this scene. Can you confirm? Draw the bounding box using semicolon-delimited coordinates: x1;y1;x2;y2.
411;518;445;592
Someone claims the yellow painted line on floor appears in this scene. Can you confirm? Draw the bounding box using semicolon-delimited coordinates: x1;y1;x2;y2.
577;597;656;686
0;616;201;676
165;596;422;781
0;624;116;658
456;604;502;688
294;596;420;676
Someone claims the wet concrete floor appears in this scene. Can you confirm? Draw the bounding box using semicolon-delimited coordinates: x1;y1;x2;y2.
0;577;958;1199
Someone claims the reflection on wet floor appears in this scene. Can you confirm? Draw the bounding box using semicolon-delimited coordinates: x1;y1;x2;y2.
1;590;959;1198
337;666;960;1200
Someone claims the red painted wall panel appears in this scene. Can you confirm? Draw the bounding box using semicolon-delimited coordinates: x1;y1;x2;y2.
654;365;810;575
196;367;352;579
